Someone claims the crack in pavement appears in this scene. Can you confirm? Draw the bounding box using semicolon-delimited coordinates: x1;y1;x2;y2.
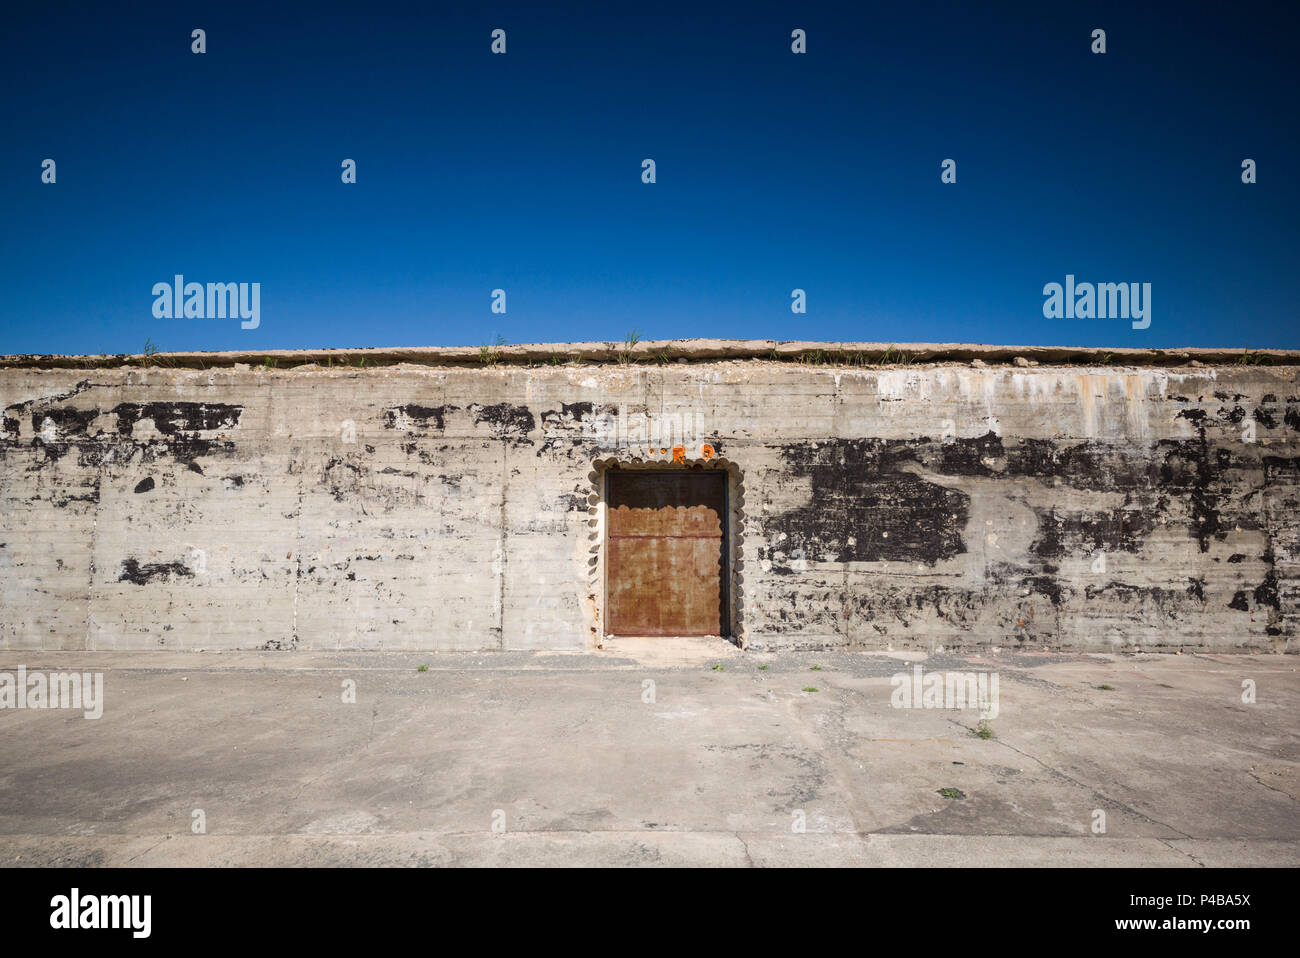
948;715;1198;843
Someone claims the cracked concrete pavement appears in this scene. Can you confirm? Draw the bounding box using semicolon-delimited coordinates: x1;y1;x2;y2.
1;642;1296;867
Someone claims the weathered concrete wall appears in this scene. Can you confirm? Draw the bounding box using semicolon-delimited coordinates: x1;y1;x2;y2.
2;358;1297;652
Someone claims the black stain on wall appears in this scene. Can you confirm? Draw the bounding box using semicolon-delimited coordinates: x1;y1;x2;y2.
1007;438;1159;491
1168;410;1222;552
1021;576;1064;606
322;458;362;501
934;431;1005;476
133;476;155;493
540;401;594;427
3;380;97;431
384;404;457;431
118;558;193;585
537;402;596;455
767;438;972;565
1032;506;1155;557
1254;568;1281;610
763;425;1295;642
113;402;242;436
470;402;535;441
30;407;100;437
110;401;243;465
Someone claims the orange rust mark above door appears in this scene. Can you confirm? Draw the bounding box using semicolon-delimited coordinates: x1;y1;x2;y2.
606;471;727;637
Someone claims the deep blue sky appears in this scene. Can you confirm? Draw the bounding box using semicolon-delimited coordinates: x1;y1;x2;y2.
2;1;1296;354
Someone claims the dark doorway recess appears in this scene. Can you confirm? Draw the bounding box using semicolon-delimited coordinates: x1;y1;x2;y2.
605;470;728;637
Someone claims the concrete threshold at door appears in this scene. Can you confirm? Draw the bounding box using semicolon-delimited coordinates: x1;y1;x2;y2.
601;635;742;663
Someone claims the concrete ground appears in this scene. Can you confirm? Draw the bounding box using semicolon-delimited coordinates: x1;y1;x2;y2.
1;642;1297;867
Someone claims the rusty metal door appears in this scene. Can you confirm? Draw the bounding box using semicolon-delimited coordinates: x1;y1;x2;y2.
606;470;728;636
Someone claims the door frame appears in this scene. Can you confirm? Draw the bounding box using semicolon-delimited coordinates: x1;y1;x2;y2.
603;467;729;639
588;455;745;647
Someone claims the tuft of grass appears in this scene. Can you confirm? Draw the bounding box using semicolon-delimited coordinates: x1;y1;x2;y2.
1099;683;1113;690
758;664;769;670
802;686;819;693
711;663;725;671
1236;348;1268;366
263;356;277;369
416;664;429;672
832;347;869;367
480;334;507;367
140;338;170;368
938;787;966;800
619;328;641;364
974;719;995;739
548;349;563;366
809;664;823;671
654;348;671;365
877;344;913;366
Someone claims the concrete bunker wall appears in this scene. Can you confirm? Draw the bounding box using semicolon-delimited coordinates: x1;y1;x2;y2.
1;361;1297;652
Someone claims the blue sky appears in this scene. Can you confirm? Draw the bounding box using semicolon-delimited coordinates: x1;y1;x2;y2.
1;1;1296;354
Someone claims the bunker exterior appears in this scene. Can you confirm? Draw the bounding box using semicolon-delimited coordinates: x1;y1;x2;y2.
1;345;1298;654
